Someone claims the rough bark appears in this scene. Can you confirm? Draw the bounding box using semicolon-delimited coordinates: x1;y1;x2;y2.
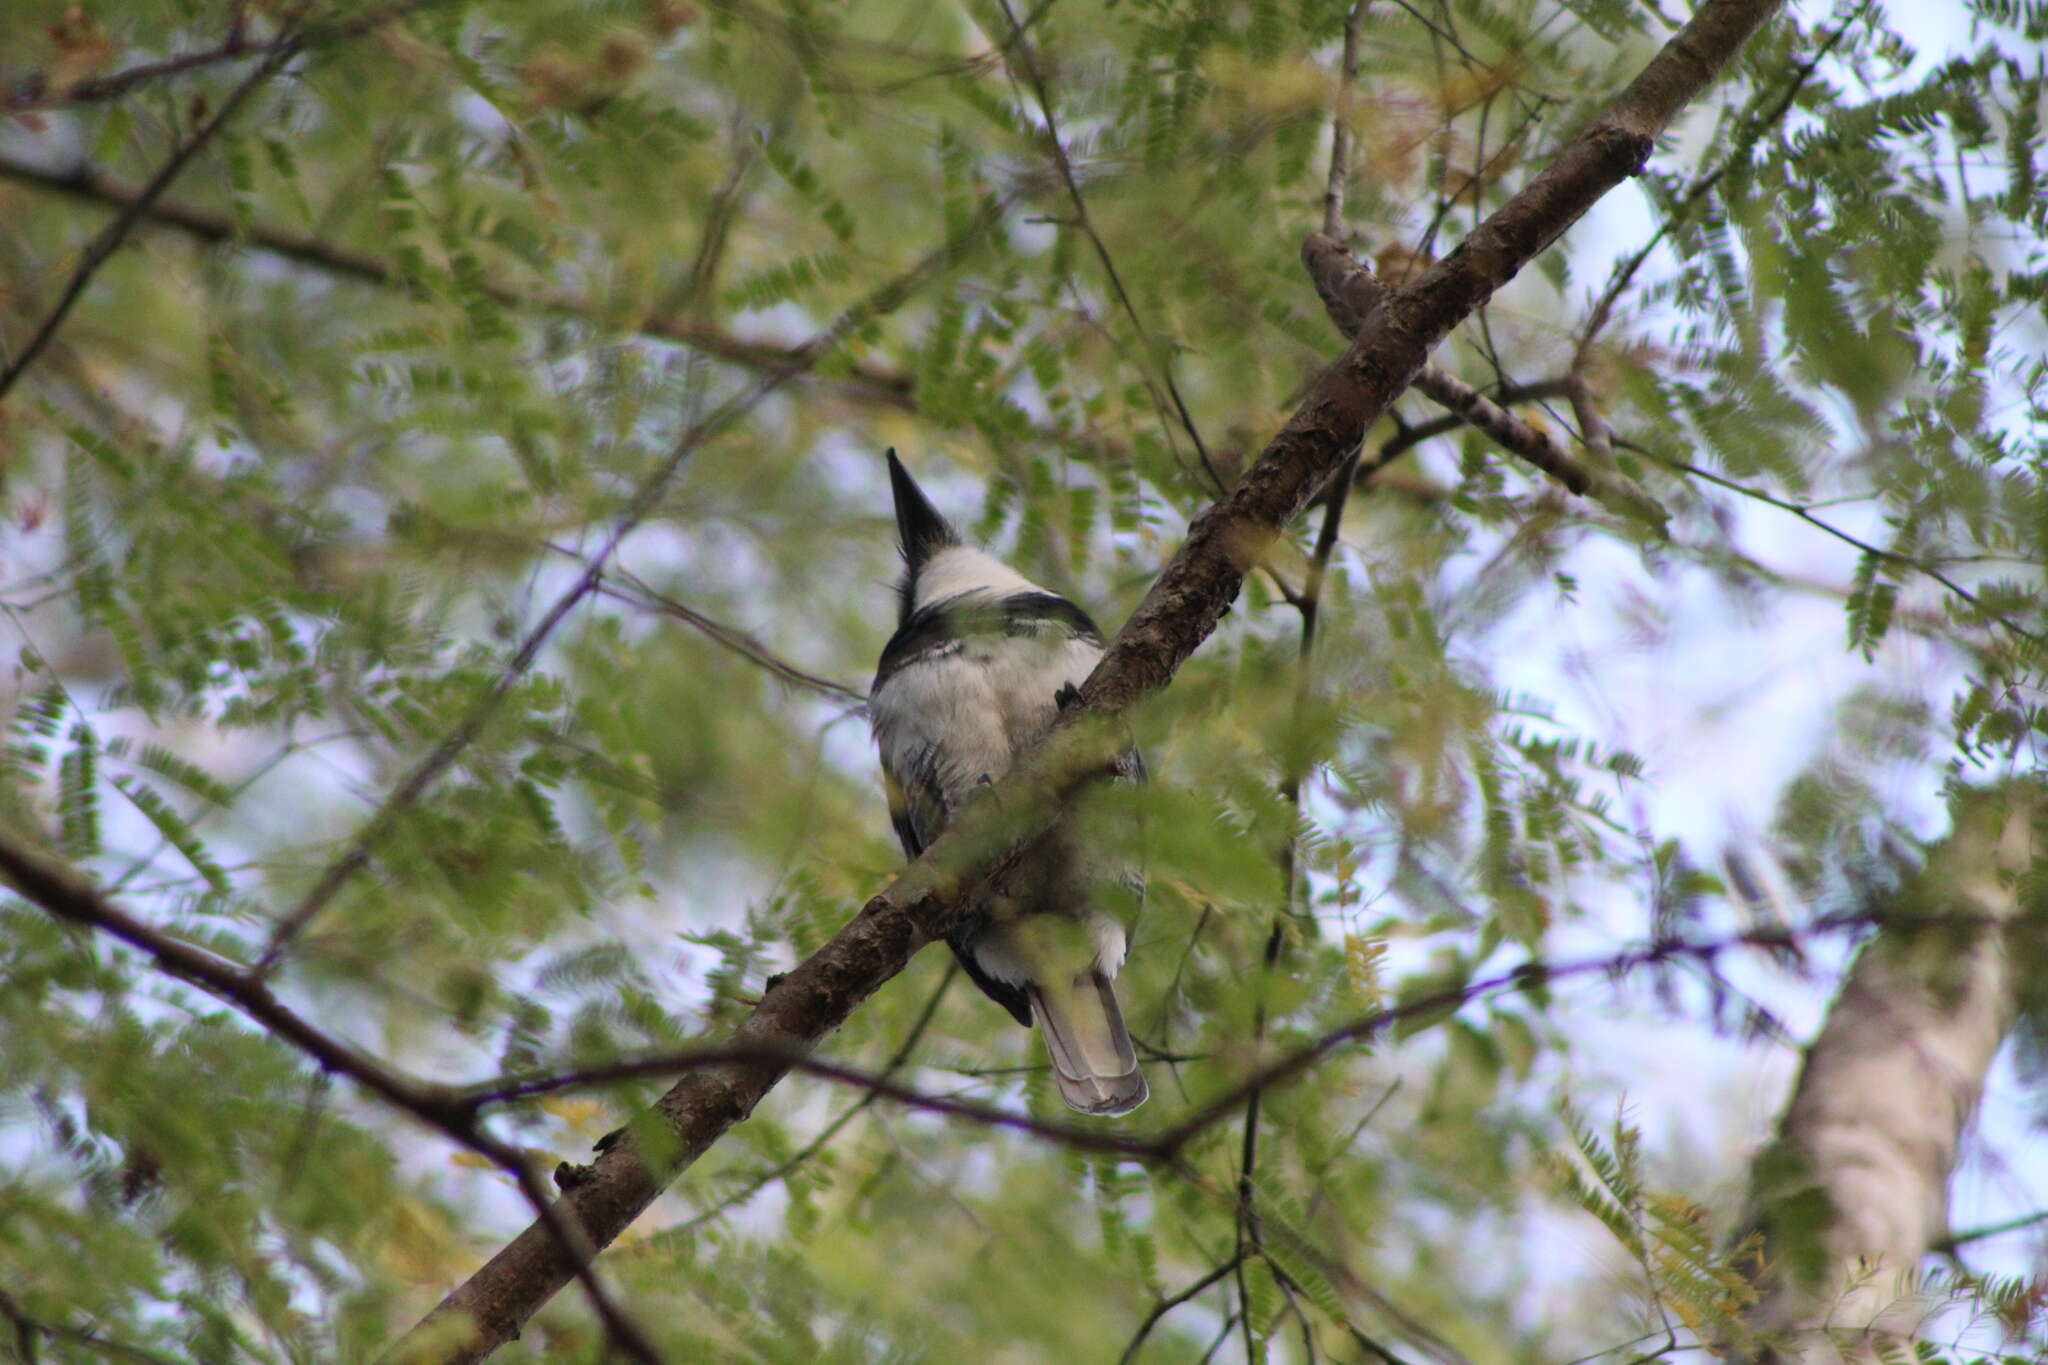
385;2;1786;1359
1735;788;2040;1363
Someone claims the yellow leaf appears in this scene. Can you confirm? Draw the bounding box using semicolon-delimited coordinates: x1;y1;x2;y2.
1344;934;1387;1009
539;1096;608;1131
381;1196;473;1285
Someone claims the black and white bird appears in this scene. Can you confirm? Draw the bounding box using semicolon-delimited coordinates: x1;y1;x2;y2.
870;451;1147;1117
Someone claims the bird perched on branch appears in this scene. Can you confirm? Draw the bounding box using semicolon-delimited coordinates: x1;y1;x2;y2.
869;451;1147;1116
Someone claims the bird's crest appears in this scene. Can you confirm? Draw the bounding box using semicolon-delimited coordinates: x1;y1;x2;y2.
886;449;961;624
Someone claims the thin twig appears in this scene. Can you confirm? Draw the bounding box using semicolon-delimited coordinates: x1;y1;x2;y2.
0;153;918;411
1574;0;1875;363
1354;378;1576;480
1934;1207;2048;1252
1118;1256;1244;1363
1321;0;1375;240
991;0;1225;493
4;0;451;112
461;1042;1158;1158
599;576;866;705
1197;1313;1239;1364
255;199;1008;972
442;909;1970;1160
0;41;299;404
1623;438;2044;647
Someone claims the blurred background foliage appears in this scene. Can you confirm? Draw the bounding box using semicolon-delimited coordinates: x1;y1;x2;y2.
0;0;2045;1360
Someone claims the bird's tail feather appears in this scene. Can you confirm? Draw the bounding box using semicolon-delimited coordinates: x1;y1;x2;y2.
1028;971;1148;1117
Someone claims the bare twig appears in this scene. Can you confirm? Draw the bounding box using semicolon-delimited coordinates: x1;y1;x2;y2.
1564;370;1616;468
599;576;866;705
0;154;918;411
4;0;451;112
1300;233;1668;529
1934;1207;2048;1253
1238;348;1368;1355
1622;437;2045;646
1575;0;1875;363
1321;0;1375;240
1119;1257;1244;1364
0;43;298;404
1354;377;1576;480
990;0;1225;493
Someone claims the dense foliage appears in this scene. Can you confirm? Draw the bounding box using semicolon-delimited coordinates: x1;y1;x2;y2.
1;0;2045;1361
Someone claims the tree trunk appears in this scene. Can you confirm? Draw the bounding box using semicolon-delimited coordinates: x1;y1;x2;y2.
1735;788;2037;1363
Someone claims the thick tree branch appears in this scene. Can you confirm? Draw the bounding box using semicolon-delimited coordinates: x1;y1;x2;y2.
383;3;1784;1358
1300;233;1667;528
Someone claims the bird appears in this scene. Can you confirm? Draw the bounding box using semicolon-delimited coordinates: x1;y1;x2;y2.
868;450;1148;1117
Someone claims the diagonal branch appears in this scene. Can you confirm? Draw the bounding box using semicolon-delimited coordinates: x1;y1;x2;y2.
0;153;918;411
377;4;1786;1358
0;835;664;1364
3;0;454;112
0;42;298;404
599;576;867;706
1300;233;1668;529
1119;1256;1244;1365
990;0;1224;492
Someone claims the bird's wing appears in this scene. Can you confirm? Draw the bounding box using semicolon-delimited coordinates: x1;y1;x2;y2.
879;738;948;860
880;737;1034;1026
